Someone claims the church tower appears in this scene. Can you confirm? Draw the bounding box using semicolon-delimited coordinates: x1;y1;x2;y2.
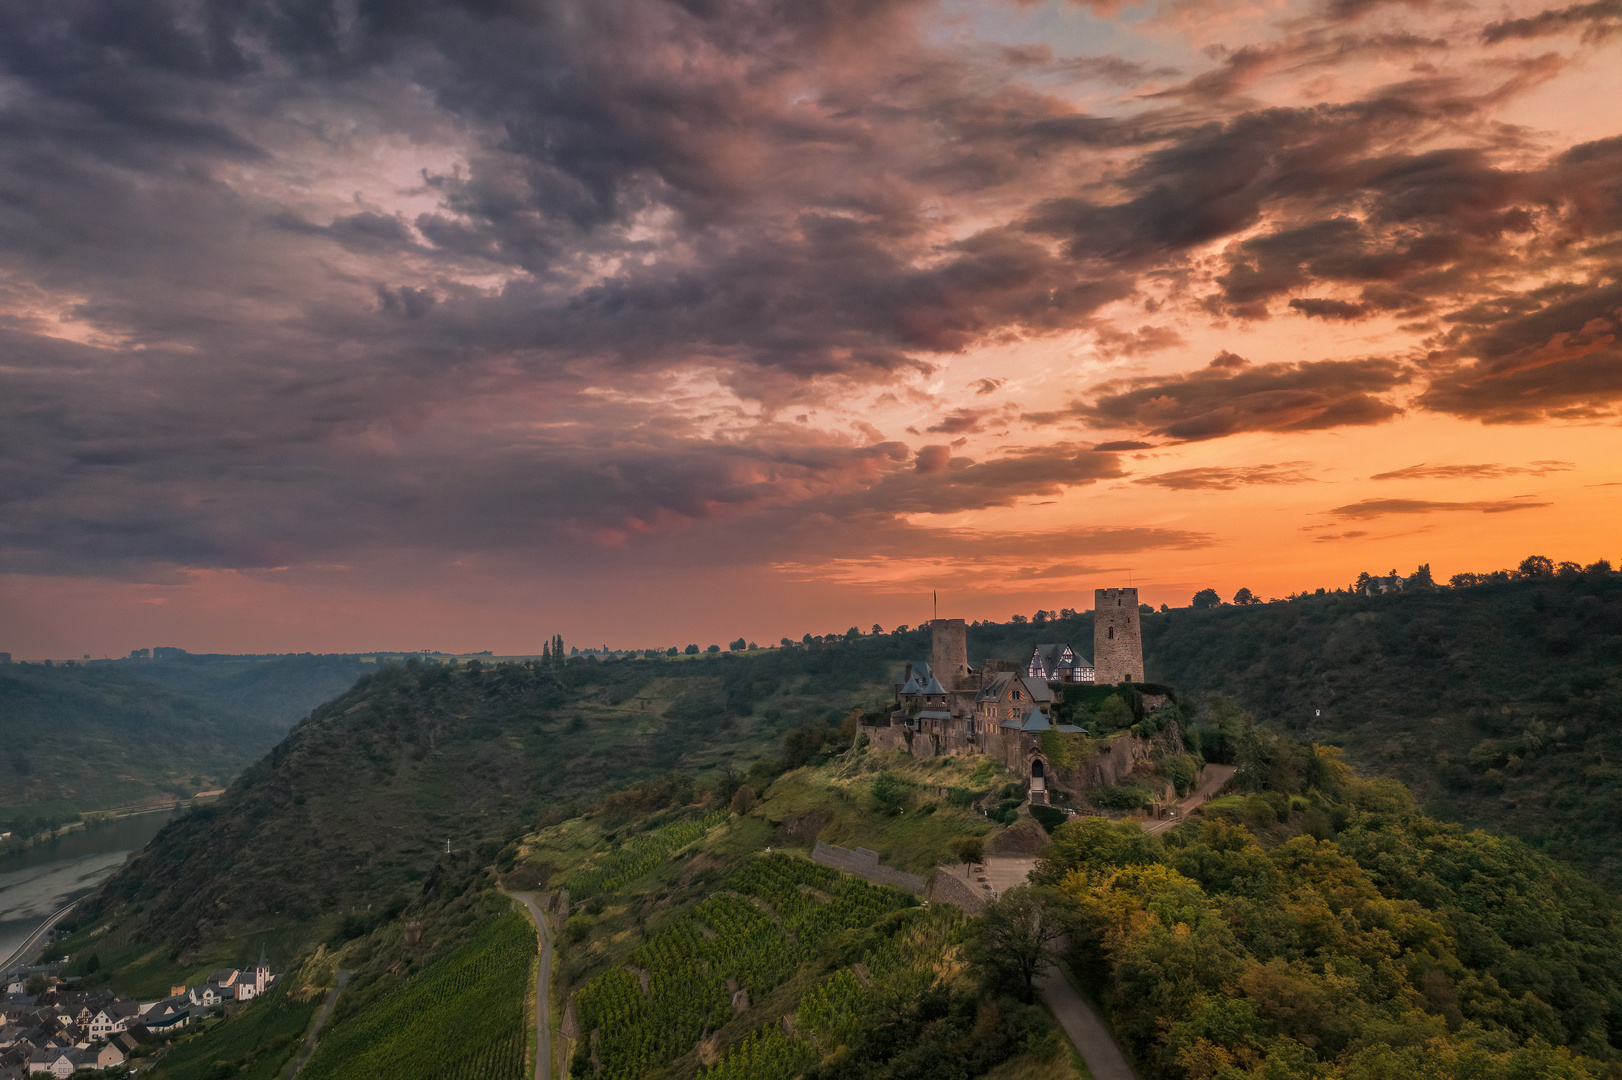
1094;588;1143;685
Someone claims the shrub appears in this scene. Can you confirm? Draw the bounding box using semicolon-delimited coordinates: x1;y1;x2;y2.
870;771;912;814
1029;805;1067;834
1090;781;1156;811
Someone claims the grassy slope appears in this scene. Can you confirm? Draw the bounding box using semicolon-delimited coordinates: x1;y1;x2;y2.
141;981;319;1080
0;654;371;822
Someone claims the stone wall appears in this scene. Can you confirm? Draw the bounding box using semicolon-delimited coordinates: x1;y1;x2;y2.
1094;587;1143;684
927;868;986;914
811;842;927;894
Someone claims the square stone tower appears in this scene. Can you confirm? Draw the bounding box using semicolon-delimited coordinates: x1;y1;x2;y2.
1094;588;1142;685
931;618;969;692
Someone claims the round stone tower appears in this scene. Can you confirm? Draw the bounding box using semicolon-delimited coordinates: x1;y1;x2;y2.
1093;588;1142;685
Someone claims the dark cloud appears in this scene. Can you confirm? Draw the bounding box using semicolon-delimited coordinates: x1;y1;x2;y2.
1327;497;1552;518
1093;323;1184;357
1420;279;1622;422
1290;297;1369;320
1135;462;1317;490
1371;461;1575;480
1482;0;1622;43
1069;358;1410;441
0;0;1614;594
928;409;992;434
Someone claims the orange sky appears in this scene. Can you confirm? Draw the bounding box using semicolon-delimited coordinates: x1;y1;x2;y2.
1;0;1620;658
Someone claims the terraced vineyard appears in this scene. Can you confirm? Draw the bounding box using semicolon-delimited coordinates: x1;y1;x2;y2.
570;853;963;1080
147;982;319;1080
562;809;729;898
301;908;535;1080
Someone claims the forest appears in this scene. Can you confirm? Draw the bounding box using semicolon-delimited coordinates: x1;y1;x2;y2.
1026;729;1622;1078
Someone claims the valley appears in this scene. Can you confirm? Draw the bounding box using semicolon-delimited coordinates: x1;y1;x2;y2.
5;576;1622;1079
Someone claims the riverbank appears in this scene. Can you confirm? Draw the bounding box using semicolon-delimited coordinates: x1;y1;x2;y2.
0;810;176;967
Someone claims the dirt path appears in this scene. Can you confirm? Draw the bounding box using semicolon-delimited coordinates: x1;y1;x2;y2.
1142;763;1236;835
1036;968;1137;1080
508;892;555;1080
281;969;350;1080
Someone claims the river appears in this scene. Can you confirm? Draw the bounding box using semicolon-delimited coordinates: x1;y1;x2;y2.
0;812;175;968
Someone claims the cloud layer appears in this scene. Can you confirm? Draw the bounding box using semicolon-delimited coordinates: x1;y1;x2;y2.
0;0;1616;649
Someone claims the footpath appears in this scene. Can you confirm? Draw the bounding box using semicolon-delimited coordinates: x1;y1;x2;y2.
507;892;555;1080
280;969;350;1079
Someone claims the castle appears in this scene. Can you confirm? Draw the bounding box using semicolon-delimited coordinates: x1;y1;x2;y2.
863;588;1157;805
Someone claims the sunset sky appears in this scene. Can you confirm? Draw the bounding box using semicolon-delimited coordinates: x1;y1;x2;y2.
2;0;1621;659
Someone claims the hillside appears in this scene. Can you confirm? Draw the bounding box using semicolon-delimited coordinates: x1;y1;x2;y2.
54;649;916;985
1134;573;1622;884
0;653;371;829
128;746;1078;1080
114;732;1622;1080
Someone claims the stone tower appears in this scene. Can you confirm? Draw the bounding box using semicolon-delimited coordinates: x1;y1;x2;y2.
1094;588;1143;685
931;618;969;692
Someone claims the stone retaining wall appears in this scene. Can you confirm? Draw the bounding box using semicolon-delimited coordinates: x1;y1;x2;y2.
811;841;926;894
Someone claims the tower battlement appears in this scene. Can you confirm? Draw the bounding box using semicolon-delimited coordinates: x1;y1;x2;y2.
1094;587;1143;685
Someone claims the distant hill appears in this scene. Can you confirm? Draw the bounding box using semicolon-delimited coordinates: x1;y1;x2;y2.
0;653;372;827
1125;574;1622;884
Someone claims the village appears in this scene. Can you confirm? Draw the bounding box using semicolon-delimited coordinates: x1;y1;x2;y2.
0;955;275;1078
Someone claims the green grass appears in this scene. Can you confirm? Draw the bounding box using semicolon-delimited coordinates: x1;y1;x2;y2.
146;982;318;1080
300;907;534;1080
759;749;1012;874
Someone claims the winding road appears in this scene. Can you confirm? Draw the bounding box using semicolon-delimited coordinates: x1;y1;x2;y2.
1037;969;1137;1080
0;899;78;977
1142;763;1236;835
507;892;555;1080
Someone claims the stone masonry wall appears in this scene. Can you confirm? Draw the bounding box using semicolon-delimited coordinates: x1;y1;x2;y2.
1094;587;1143;684
930;618;969;692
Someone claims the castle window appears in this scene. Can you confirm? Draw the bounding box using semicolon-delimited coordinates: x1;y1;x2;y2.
1108;627;1114;639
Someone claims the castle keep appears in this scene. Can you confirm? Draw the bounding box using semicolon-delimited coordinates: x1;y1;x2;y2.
1093;587;1142;684
863;591;1162;806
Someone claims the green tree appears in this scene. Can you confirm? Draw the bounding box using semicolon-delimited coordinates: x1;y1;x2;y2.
1032;816;1160;884
25;974;46;995
967;886;1075;1003
1518;554;1554;577
870;771;912;814
684;644;699;655
950;835;985;864
729;785;757;814
1192;589;1222;608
